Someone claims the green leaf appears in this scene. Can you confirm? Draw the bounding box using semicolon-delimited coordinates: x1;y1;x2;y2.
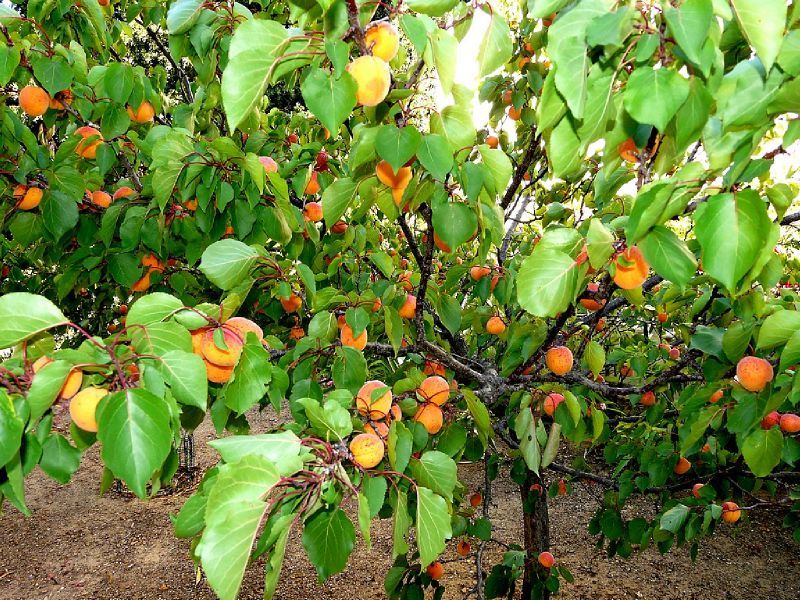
0;391;23;468
586;219;615;269
548;117;583;180
694;192;772;292
30;54;73;97
623;69;690;132
97;388;173;498
301;68;358;135
392;489;411;557
416;486;452;568
430;29;458;94
298;398;353;442
157;350;208;411
528;0;571;19
585;340;605;378
660;504;690;533
416;134;453;181
663;0;713;65
332;346;367;394
358;491;372;550
322;177;358;227
223;338;272;414
639;226;697;287
541;422;561;468
517;248;584;317
166;0;204;35
41;192;79;242
0;45;21;86
477;9;512;77
376;125;422;172
779;330;800;370
126;293;183;326
758;310;800;349
0;293;68;349
27;360;71;423
39;434;81;484
431;201;478;251
514;407;540;473
742;428;784;477
388;420;413;473
478;145;513;193
731;0;787;71
405;0;459;17
302;508;356;581
463;388;493;446
199;239;260;290
130;322;192;355
410;451;457;501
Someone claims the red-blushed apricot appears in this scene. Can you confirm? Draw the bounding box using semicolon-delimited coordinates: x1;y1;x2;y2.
721;501;741;523
640;391;656;407
418;376;449;406
426;561;444;580
657;312;668;323
74;126;104;159
19;85;50;116
580;282;604;311
69;387;108;432
413;402;443;434
780;413;800;433
113;186;136;201
280;294;302;313
486;316;506;335
340;322;368;351
224;317;264;342
91;190;112;208
364;421;389;438
364;21;400;62
356;380;392;419
709;389;724;404
346;55;391;107
618;137;639;162
433;232;451;253
331;220;348;234
613;246;649;290
674;457;691;475
456;540;471;556
389;403;402;422
761;411;781;429
469;492;482;507
259;156;278;173
375;160;412;207
543;392;564;416
398;271;414;291
398;294;417;319
545;346;573;376
423;358;446;377
349;432;385;468
289;325;305;340
201;327;244;367
126;101;155;123
508;106;522;120
538;551;555;568
303;201;323;221
502;89;513;105
371;297;382;312
692;483;704;498
736;356;773;392
669;347;681;360
16;186;43;210
204;359;234;384
486;135;499;149
596;318;606;332
470;265;491;281
304;172;321;195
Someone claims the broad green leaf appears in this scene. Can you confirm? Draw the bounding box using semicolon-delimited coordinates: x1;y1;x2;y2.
540;422;561;468
322;178;358;227
514;407;540;473
405;0;459;17
462;388;493;445
528;0;571;19
302;508;355;581
166;0;204;35
298;398;353;441
586;219;615;269
0;391;23;468
416;486;452;568
731;0;787;71
392;489;411;558
332;345;367;394
97;388;173;498
477;10;512;77
548;116;582;179
388;420;413;473
208;431;305;469
26;359;71;423
741;428;783;477
585;340;606;378
430;29;458;94
157;350;208;411
478;145;513;193
126;292;183;326
779;329;800;370
663;0;713;65
199;239;260;290
416;134;453;181
223;338;272;414
0;293;68;349
376;125;422;172
639;226;697;287
660;504;690;533
431;201;478;251
301;68;358;136
358;491;372;550
41;192;79;243
757;310;800;349
39;434;81;484
623;68;690;132
130;322;192;355
409;451;457;501
517;248;584;317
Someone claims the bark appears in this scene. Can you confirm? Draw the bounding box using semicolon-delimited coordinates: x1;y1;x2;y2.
520;470;550;600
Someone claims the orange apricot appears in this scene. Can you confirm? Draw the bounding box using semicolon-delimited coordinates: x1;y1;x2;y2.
674;457;691;475
259;156;278;173
69;387;108;432
340;322;368;351
508;106;522;120
486;316;506;335
305;172;321;195
364;21;400;62
417;375;449;406
303;201;323;221
433;232;451;253
426;561;444;580
74;126;104;159
356;380;392;419
280;294;302;313
398;294;417;319
613;246;649;290
538;551;555;568
19;85;50;116
91;190;112;208
346;55;391;107
736;356;773;392
224;317;264;342
543;392;564;416
126;100;155;123
692;483;705;498
486;135;499;149
640;391;656;407
545;346;573;376
16;186;43;210
721;501;741;523
780;413;800;433
204;359;234;384
349;432;385;468
709;389;724;403
470;266;491;281
618;137;639;163
113;186;136;200
201;327;244;367
413;402;443;434
456;540;471;556
375;160;412;206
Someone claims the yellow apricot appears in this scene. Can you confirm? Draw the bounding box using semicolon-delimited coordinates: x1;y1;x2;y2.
398;294;416;319
224;317;264;342
736;356;773;392
340;322;368;351
204;359;234;384
16;186;43;210
350;432;385;468
356;380;392;419
201;327;244;367
69;387;108;432
126;100;155;123
365;22;400;62
613;246;649;290
74;126;104;159
346;55;391;107
545;346;573;376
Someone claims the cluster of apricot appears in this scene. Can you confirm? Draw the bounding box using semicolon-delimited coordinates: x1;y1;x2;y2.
189;317;264;383
412;375;450;434
612;245;649;290
346;21;399;108
338;315;368;351
349;380;396;468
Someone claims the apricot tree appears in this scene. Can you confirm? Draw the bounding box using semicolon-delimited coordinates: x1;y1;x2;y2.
2;0;800;599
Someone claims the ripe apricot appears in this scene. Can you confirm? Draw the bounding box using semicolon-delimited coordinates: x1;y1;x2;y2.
356;380;392;419
280;294;302;313
545;346;573;376
224;317;264;342
201;327;244;367
692;483;704;498
289;325;305;340
709;389;724;403
721;501;741;523
364;421;390;438
331;220;348;234
126;101;155;123
669;347;681;360
486;135;499;149
183;198;198;211
640;391;656;407
364;21;399;62
304;201;323;222
305;172;321;195
259;156;278;173
557;479;567;495
32;356;52;373
470;265;491;281
350;432;385;468
736;356;773;392
618;137;639;163
508;106;522;120
538;551;555;568
375;160;412;206
780;413;800;433
131;253;165;292
596;318;606;331
113;186;136;200
424;359;445;377
372;297;382;312
418;375;449;406
389;403;402;422
19;85;50;116
346;55;391;107
761;411;781;429
502;89;513;105
69;387;108;432
613;246;648;290
469;492;482;507
204;359;234;384
426;561;443;580
49;89;73;110
486;316;506;335
413;402;443;434
60;368;83;399
456;540;471;556
91;190;112;208
543;392;564;416
398;294;416;319
74;126;104;159
674;457;691;475
16;186;43;210
657;312;668;323
340;322;367;351
398;271;414;291
433;232;451;253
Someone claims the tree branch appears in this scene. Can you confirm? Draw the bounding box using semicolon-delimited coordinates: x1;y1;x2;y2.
500;129;540;210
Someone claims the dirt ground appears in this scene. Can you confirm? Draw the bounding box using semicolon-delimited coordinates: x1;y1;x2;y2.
1;407;798;600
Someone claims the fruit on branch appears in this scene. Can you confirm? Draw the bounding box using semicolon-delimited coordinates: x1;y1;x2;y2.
74;126;104;159
346;55;391;107
33;357;83;399
69;387;109;432
486;316;506;335
668;347;681;360
259;156;278;173
545;346;573;376
49;89;73;110
780;413;800;433
13;185;43;210
364;420;389;438
280;294;302;313
580;282;605;310
375;160;412;206
398;294;416;319
538;551;555;568
331;220;348;234
657;312;668;323
618;137;640;163
543;392;564;416
356;380;392;419
340;322;367;351
131;253;165;292
413;402;443;434
508;106;522;120
201;327;244;367
674;456;691;475
640;391;656;407
19;85;50;116
721;501;741;523
205;360;234;384
469;492;482;507
316;150;329;171
289;325;305;340
417;375;450;406
761;411;781;430
456;540;471;556
303;201;323;221
224;317;264;342
349;433;385;469
486;135;499;149
736;356;774;392
470;266;491;281
304;172;321;195
433;232;451;253
612;246;649;290
364;21;399;62
596;318;606;331
557;479;567;495
126;101;155;123
692;483;705;498
709;389;723;403
90;190;112;208
426;561;444;580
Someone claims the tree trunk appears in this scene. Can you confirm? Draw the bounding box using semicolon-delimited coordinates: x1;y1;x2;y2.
520;470;550;600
